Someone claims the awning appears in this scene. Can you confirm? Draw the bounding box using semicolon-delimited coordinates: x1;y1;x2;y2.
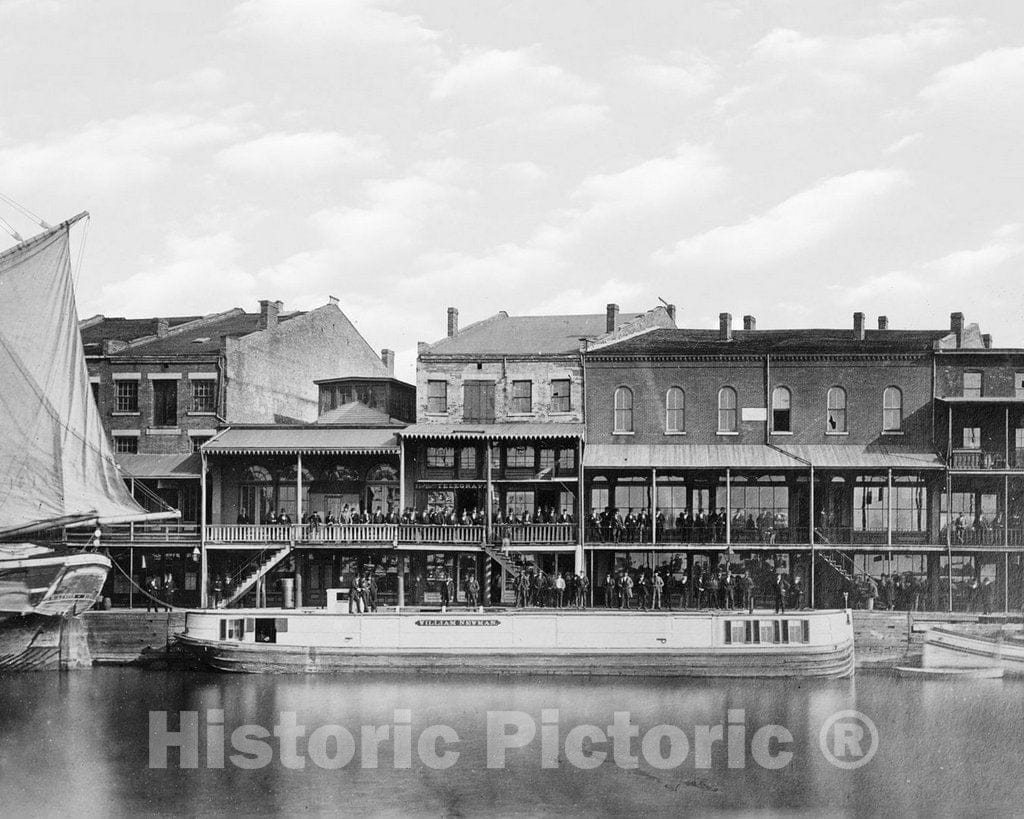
115;453;202;478
936;396;1024;403
584;444;805;469
202;427;399;455
776;445;944;469
399;423;584;441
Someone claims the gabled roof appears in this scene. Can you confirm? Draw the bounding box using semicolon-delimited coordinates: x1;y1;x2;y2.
315;401;406;427
80;316;201;353
423;312;642;356
118;310;305;356
588;328;954;357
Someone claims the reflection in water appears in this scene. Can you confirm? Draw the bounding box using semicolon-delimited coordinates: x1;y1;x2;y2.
0;669;1021;816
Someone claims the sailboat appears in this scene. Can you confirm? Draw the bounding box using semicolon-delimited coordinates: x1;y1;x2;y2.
0;212;178;667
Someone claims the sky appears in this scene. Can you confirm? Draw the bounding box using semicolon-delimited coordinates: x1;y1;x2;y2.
1;0;1023;383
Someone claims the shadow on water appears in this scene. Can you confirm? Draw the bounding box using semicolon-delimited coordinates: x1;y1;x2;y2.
0;668;1021;816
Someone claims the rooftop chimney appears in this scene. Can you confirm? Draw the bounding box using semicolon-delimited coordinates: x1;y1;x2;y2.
259;299;279;330
606;303;619;333
328;295;339;305
982;334;992;349
447;307;459;338
666;303;676;322
381;348;395;376
853;312;865;341
155;318;169;337
719;312;733;341
950;312;964;346
877;316;888;330
743;315;756;331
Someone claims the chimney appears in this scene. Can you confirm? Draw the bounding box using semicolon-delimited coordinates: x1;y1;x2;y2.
155;318;169;337
950;312;964;345
982;334;992;349
381;348;395;376
259;299;279;330
328;295;339;306
743;315;756;331
447;307;459;338
719;312;732;341
853;312;865;341
877;316;888;330
666;304;676;322
606;303;619;333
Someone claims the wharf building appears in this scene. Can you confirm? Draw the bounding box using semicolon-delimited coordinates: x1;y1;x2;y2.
81;301;1024;613
81;298;393;607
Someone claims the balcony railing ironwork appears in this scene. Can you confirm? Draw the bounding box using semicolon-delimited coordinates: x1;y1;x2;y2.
949;448;1024;470
205;523;578;546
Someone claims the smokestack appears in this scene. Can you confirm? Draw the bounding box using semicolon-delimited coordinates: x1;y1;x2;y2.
719;312;732;341
381;349;395;376
606;303;619;333
666;304;676;322
877;316;888;330
259;299;279;330
950;312;964;346
853;312;865;341
155;318;169;337
447;307;459;338
982;334;992;349
743;315;756;331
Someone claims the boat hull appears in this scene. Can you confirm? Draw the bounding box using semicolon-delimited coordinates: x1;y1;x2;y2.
0;549;111;617
178;609;855;679
922;626;1024;676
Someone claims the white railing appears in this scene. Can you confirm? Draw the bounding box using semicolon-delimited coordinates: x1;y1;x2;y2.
492;523;577;544
205;523;488;545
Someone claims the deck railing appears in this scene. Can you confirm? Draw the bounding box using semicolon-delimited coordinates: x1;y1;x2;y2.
492;523;577;544
66;522;201;544
949;449;1024;470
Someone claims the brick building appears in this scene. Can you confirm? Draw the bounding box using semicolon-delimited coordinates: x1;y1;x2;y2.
82;298;394;607
583;311;1023;612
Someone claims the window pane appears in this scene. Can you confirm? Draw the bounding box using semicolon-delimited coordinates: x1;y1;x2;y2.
152;380;177;426
427;380;447;413
827;388;846;432
191;380;215;412
963;372;982;397
666;387;685;432
115;380;138;413
551;379;571;413
718;388;737;432
511;380;532;413
614;388;633;432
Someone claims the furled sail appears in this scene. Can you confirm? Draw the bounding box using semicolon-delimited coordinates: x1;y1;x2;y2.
0;214;172;536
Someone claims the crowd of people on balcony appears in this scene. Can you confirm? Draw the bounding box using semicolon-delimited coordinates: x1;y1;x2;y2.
235;504;576;529
587;507;790;544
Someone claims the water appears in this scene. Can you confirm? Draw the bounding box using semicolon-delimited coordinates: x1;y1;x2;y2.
1;668;1022;817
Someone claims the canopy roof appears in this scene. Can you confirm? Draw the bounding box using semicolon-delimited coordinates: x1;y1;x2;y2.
115;453;202;478
584;444;804;469
203;427;399;455
399;423;584;440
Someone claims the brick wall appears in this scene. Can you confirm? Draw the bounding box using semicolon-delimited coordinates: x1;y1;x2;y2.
89;361;219;455
416;356;583;423
224;303;387;424
585;355;935;447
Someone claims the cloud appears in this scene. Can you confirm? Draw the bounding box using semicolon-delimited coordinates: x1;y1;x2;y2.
920;46;1024;105
753;18;968;72
150;67;229;98
923;224;1024;278
430;47;606;129
0;113;239;196
883;132;923;155
226;0;440;52
654;168;909;270
620;53;719;96
87;230;257;316
215;131;387;177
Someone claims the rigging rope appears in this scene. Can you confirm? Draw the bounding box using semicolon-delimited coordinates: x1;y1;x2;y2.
72;212;90;290
0;191;51;229
105;551;181;610
0;215;22;242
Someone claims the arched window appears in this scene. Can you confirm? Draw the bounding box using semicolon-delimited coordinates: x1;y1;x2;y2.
322;465;361;483
772;386;791;433
665;387;685;433
366;463;399;515
827;387;847;433
718;387;737;433
238;465;273;524
614;387;633;433
883;386;902;432
367;464;398;482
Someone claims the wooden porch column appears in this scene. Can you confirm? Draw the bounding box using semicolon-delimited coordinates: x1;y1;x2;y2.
199;451;208;608
946;469;953;612
651;468;657;546
485;440;493;543
809;465;815;609
129;547;134;609
398;554;406;608
725;467;731;547
575;436;584;574
886;468;893;548
1005;473;1011;614
399;437;406;513
296;452;303;527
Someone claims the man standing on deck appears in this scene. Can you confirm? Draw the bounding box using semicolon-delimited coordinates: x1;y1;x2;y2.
652;572;664;610
774;572;788;614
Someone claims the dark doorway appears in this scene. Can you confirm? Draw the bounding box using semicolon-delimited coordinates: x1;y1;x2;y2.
254;618;277;644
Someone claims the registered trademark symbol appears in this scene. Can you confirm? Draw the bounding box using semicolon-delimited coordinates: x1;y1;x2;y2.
819;710;879;770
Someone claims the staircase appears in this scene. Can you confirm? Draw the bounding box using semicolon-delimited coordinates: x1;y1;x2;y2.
819;551;858;585
222;546;292;607
481;542;526;576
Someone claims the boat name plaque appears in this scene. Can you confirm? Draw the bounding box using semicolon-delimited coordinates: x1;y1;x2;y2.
414;618;501;627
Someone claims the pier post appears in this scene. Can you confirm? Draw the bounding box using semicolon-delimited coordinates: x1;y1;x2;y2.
200;451;208;608
809;465;815;609
398;554;405;608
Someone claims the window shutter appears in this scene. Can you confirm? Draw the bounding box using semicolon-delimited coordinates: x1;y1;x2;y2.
483;384;495;421
463;383;480;422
